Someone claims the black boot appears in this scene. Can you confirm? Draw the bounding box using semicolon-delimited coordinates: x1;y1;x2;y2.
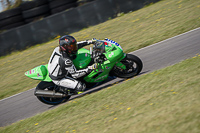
75;82;86;92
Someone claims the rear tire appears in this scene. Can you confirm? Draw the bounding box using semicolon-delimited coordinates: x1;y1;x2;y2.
22;5;50;19
49;0;77;9
20;0;49;11
111;54;143;78
0;15;23;27
0;7;21;20
51;3;77;14
36;81;70;105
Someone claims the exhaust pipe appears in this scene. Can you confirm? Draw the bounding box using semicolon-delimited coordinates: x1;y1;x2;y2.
35;90;67;98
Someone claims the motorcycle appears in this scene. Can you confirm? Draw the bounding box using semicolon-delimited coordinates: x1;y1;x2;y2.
25;39;143;105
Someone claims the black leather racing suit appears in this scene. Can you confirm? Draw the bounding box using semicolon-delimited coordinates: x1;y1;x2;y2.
48;41;90;91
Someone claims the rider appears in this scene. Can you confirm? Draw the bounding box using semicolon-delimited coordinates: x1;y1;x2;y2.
48;35;96;92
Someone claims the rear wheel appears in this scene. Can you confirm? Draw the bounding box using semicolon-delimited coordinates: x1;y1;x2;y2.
36;81;70;105
112;54;143;78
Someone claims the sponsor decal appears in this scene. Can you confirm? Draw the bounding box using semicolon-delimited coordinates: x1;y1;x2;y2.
65;38;69;42
37;73;42;77
85;53;88;57
65;59;72;65
95;75;107;81
29;69;35;74
106;66;111;69
99;69;103;72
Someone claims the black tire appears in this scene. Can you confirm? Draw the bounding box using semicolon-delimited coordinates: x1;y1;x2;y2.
77;0;95;6
0;15;23;27
0;7;21;20
111;54;143;78
24;13;50;23
36;81;70;105
51;3;77;14
20;0;49;11
22;5;50;19
84;0;95;2
0;22;24;30
49;0;77;9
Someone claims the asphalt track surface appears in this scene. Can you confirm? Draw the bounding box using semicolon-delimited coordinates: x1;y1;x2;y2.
0;27;200;127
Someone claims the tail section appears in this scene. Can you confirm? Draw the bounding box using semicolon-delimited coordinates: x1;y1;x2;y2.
25;65;48;81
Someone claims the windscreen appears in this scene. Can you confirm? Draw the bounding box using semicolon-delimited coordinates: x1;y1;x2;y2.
93;40;105;54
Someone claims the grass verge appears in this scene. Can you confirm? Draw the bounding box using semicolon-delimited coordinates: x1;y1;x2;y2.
0;0;200;100
1;53;200;132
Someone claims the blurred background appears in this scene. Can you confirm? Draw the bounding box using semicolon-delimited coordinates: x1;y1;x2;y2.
0;0;156;57
0;0;91;12
0;0;22;12
0;0;94;30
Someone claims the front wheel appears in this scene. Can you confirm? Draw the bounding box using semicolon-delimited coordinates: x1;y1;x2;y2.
111;54;143;78
36;81;71;105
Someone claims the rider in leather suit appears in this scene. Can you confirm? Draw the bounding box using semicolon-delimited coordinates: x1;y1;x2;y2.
48;35;95;92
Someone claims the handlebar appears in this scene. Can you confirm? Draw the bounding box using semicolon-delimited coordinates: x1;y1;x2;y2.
89;39;106;63
90;38;122;63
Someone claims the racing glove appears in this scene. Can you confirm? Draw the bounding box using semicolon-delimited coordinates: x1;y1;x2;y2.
87;39;96;45
87;63;98;73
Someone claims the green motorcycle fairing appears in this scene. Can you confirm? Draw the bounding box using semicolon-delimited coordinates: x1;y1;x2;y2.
72;48;91;69
25;42;126;83
25;64;52;82
84;42;125;82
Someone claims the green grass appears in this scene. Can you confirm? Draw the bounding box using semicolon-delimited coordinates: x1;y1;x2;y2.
1;53;200;133
0;0;200;100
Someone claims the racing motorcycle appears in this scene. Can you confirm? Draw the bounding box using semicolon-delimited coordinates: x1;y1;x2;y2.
25;39;143;105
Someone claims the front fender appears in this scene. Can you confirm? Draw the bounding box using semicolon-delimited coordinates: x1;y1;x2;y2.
115;53;126;69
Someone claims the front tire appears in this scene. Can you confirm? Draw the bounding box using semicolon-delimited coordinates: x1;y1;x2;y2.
36;81;71;105
112;54;143;78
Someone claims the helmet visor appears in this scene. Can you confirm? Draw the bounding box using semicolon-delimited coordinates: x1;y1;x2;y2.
62;43;77;54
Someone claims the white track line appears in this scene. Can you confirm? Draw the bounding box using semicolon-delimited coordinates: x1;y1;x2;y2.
1;27;200;102
0;88;34;102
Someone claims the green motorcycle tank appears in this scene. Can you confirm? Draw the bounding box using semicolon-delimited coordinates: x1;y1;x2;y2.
72;48;91;69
